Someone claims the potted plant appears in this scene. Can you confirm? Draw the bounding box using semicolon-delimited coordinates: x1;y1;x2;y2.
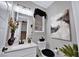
8;17;18;46
59;44;78;57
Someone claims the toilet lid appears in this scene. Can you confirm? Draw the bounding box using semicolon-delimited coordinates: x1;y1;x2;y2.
42;49;55;57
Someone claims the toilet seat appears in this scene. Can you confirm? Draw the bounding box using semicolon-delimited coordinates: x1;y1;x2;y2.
42;49;55;57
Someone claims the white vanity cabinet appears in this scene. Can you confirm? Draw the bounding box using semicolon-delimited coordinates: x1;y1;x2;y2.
4;47;36;57
1;42;37;57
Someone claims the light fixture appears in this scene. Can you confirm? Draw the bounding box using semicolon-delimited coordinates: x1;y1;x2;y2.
0;2;33;16
14;5;33;16
9;2;33;16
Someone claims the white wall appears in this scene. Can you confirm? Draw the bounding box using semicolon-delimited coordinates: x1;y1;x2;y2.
14;1;46;43
46;1;77;50
0;1;46;54
71;1;79;51
0;7;9;53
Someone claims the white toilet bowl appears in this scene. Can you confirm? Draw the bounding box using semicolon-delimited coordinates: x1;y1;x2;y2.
37;41;55;57
41;49;55;57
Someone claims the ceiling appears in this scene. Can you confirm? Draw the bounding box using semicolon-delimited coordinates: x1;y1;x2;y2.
32;1;55;9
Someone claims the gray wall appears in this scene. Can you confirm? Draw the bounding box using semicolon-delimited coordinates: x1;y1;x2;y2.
46;1;77;50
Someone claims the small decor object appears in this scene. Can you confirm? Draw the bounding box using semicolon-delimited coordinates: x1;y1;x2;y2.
59;44;78;57
8;17;18;46
28;37;31;43
19;40;24;44
39;36;45;42
31;24;33;28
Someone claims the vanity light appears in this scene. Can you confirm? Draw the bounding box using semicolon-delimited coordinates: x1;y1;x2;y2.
8;2;33;16
14;5;33;16
0;2;33;16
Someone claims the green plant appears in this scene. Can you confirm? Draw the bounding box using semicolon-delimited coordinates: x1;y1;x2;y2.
59;44;78;57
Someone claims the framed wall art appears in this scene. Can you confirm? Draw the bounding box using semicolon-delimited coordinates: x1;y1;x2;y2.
51;9;71;41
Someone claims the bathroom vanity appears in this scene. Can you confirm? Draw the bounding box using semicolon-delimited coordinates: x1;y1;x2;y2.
0;42;37;57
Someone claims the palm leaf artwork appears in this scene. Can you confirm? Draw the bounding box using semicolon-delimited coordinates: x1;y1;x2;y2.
59;44;79;57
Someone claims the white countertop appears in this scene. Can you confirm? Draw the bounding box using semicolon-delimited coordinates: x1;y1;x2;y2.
5;42;37;53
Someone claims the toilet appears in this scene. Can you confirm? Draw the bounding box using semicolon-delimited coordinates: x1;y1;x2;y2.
37;41;55;57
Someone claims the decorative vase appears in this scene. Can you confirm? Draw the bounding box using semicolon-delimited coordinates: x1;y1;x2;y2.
28;38;31;43
39;37;45;42
19;39;24;44
8;30;15;46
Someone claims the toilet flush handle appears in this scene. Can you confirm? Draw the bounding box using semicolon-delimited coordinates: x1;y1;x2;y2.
2;47;8;52
54;47;59;55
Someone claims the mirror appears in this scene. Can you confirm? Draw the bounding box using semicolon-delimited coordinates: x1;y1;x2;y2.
19;21;27;44
34;8;47;32
6;11;29;46
34;15;45;32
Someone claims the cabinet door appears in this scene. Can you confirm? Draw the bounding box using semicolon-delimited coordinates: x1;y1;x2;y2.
3;47;36;57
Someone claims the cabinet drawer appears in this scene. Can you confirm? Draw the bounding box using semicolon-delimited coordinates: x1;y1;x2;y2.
4;47;36;57
23;51;36;57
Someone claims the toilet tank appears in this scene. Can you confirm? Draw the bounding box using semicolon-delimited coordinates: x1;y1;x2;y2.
37;41;46;50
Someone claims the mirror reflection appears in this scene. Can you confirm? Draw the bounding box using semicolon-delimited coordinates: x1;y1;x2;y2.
19;21;27;44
